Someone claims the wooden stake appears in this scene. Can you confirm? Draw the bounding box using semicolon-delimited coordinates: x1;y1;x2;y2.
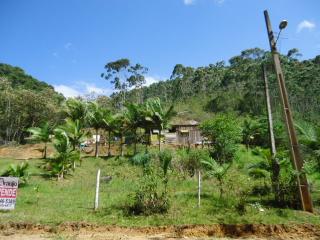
94;169;101;210
198;170;201;208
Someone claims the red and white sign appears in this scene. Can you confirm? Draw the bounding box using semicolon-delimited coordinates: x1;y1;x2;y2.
0;177;19;210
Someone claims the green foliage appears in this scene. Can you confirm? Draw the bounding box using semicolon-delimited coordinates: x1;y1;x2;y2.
177;148;211;177
64;98;88;123
202;157;231;198
130;152;151;168
0;63;63;94
1;161;30;185
200;114;242;164
0;64;63;143
296;122;320;172
129;166;169;215
27;122;53;159
102;59;148;107
158;149;173;177
45;129;79;180
125;48;320;124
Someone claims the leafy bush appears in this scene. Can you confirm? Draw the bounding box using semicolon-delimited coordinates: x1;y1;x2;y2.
200;114;242;164
1;161;30;185
42;128;79;180
202;157;231;198
158;149;173;177
178;149;211;177
129;152;151;168
129;166;169;215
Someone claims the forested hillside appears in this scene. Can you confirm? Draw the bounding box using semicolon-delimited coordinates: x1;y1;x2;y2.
0;64;64;143
1;48;319;143
125;48;320;122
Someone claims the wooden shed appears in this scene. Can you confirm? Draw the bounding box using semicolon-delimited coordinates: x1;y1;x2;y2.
170;120;202;146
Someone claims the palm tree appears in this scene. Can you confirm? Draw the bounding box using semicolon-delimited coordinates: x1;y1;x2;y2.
202;158;231;199
64;98;88;123
52;129;79;180
124;103;144;154
145;98;176;151
87;102;108;158
112;113;128;157
102;112;115;157
27;122;52;159
58;118;88;167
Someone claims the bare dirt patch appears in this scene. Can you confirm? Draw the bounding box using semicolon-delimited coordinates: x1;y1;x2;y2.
0;223;320;239
0;143;120;160
0;144;49;159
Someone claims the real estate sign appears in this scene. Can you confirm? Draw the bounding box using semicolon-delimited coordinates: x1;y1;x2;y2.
0;177;19;210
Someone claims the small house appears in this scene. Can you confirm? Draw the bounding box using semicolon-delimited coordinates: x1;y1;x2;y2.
169;120;202;146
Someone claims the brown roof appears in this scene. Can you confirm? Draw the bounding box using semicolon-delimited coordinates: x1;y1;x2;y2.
171;119;199;126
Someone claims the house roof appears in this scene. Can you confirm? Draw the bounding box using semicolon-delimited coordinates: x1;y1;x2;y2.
171;119;199;126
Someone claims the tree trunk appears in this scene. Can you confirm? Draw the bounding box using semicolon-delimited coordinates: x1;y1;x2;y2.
108;131;111;157
43;142;47;159
134;130;137;155
158;129;161;152
120;134;123;157
219;179;223;199
95;129;99;158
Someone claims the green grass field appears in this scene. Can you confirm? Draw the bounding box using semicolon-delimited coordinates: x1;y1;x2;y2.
0;147;320;226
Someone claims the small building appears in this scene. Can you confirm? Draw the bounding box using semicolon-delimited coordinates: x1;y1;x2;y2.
168;120;202;146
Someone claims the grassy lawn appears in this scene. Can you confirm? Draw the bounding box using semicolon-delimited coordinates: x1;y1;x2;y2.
0;147;320;226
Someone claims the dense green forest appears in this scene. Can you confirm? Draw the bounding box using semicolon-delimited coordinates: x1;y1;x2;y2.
0;64;64;143
124;48;320;123
1;47;320;144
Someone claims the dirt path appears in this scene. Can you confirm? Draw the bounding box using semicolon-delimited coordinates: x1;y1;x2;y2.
1;223;320;239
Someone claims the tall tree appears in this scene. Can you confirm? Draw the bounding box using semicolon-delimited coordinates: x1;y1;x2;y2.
145;98;176;151
124;103;145;154
101;59;148;107
87;102;108;158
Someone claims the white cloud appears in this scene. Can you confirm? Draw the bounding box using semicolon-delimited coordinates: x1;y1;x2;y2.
144;76;164;87
54;82;113;98
64;42;73;50
80;82;113;95
183;0;195;5
183;0;225;5
297;20;316;33
54;84;81;98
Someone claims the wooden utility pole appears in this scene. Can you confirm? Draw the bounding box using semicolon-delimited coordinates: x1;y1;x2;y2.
263;10;313;212
262;64;280;202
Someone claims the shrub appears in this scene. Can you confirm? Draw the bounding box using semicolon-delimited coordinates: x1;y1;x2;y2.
129;166;169;215
158;149;173;177
129;152;151;168
177;149;211;177
200;114;242;164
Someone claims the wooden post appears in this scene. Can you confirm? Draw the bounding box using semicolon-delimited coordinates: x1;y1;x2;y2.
94;169;101;211
264;10;313;212
198;170;201;207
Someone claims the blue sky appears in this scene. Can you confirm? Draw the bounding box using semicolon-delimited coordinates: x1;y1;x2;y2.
1;0;319;97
